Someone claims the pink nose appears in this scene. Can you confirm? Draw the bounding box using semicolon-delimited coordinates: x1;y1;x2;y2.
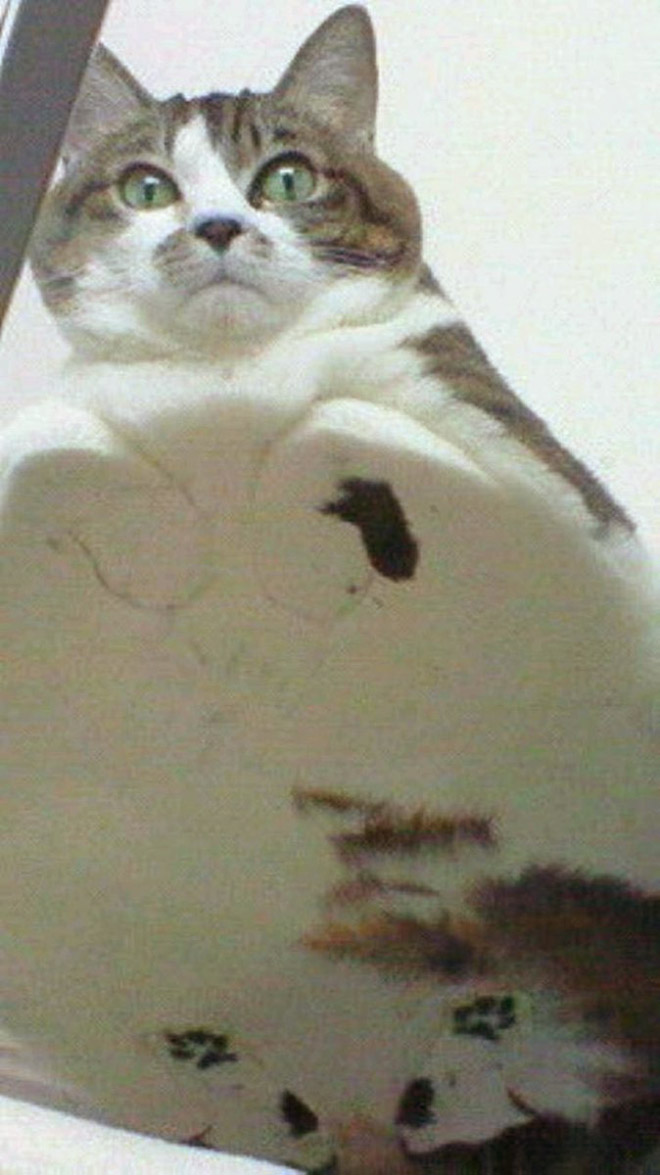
330;1116;418;1174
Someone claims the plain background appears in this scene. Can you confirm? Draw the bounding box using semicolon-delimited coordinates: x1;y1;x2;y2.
1;0;658;556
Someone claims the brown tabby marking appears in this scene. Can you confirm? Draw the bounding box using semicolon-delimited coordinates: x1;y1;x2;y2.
474;867;660;1059
409;324;634;533
297;786;659;1078
302;910;489;981
293;786;496;860
326;874;441;909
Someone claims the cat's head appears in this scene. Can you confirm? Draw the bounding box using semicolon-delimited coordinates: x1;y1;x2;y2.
30;6;422;361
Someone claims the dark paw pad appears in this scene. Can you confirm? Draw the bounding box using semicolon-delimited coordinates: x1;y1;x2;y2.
165;1028;238;1070
453;994;517;1043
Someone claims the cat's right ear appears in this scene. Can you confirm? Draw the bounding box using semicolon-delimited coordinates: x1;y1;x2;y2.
62;45;154;168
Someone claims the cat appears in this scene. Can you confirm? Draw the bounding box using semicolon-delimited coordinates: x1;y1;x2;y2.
1;5;659;1173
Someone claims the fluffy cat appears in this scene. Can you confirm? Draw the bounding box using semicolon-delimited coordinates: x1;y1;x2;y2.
2;6;659;1173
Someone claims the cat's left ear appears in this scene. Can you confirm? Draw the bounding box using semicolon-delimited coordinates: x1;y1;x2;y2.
62;45;155;167
272;6;378;147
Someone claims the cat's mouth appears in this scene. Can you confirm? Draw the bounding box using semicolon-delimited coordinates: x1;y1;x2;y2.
149;227;319;345
167;263;297;348
172;260;272;307
190;272;275;311
155;230;269;296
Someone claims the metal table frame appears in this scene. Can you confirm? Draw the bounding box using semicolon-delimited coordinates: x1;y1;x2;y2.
0;0;110;332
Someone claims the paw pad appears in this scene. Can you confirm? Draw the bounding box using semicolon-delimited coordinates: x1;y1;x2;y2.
452;994;517;1043
165;1028;238;1070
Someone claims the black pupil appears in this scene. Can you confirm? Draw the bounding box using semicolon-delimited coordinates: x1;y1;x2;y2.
282;169;296;195
143;176;160;203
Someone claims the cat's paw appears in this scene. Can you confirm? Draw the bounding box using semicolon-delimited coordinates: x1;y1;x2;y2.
396;991;534;1157
153;1024;336;1172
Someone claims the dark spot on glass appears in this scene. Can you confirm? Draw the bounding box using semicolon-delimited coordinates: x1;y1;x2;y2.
320;477;419;581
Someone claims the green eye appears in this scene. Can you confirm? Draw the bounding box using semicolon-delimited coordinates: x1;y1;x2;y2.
119;166;180;210
257;158;316;204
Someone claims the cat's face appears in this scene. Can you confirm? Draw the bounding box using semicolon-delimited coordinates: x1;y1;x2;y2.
30;7;422;360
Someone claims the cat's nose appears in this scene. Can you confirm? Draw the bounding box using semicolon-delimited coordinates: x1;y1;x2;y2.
193;215;243;252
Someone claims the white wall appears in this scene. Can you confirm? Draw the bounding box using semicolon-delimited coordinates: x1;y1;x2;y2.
1;0;658;553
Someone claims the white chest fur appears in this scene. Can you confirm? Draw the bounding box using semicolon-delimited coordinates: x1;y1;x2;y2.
1;290;658;1152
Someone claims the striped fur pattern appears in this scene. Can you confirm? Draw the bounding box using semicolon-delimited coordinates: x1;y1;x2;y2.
30;7;418;362
298;785;660;1061
409;324;632;533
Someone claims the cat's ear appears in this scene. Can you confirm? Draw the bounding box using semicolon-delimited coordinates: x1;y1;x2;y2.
272;6;377;147
63;45;154;167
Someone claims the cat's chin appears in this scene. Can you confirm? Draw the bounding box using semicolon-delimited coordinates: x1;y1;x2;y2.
169;280;301;357
74;283;300;362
